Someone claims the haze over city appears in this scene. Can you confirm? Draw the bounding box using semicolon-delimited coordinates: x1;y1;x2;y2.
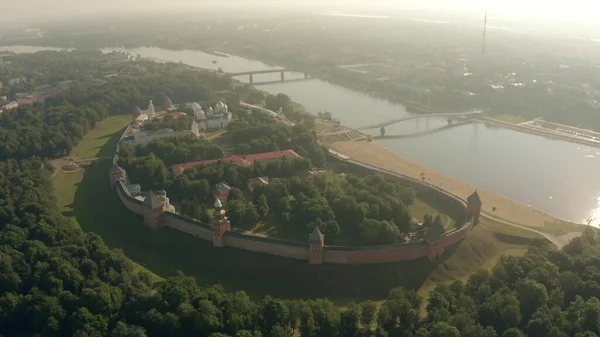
1;1;600;336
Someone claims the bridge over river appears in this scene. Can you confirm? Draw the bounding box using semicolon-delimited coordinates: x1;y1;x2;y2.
227;69;312;84
356;111;482;131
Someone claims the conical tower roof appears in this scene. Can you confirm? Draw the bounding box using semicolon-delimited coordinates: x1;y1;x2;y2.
309;226;324;242
467;190;482;205
426;215;446;239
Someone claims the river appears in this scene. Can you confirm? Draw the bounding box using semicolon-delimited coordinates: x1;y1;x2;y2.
3;45;599;226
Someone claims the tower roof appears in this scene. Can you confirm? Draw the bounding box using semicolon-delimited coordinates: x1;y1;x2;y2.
426;215;446;239
144;190;161;209
467;190;482;205
214;198;223;209
309;226;324;242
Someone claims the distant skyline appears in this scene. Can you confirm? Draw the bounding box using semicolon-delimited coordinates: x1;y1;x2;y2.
1;0;599;27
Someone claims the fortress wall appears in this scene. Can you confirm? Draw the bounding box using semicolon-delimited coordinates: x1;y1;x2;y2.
346;244;429;264
109;141;476;265
115;180;147;215
224;234;309;260
164;212;213;241
323;243;428;264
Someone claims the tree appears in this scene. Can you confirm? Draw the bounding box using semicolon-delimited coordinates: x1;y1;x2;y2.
257;194;269;219
360;301;377;328
228;188;245;203
501;328;526;337
429;322;461;337
339;303;360;337
359;219;398;245
111;322;147;337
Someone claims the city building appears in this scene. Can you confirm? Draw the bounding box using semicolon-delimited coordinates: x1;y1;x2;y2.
190;101;232;131
126;183;142;196
16;93;36;106
213;182;231;201
0;101;18;113
171;149;301;175
205;101;232;130
8;76;26;86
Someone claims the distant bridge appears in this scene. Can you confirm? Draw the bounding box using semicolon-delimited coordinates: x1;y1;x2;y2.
227;69;312;84
356;111;482;131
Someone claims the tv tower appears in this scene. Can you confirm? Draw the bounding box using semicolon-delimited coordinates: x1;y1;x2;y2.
482;10;488;58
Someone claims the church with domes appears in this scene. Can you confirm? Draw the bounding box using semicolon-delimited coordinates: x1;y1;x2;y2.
191;101;232;131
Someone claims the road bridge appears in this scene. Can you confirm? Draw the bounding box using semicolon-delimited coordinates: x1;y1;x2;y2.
228;69;312;84
356;111;482;131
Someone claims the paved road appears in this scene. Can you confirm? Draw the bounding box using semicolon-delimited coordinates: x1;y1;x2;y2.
480;211;581;249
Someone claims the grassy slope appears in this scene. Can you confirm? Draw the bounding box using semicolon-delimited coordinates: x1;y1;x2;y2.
53;115;162;280
52;115;545;303
69;115;132;158
418;217;542;298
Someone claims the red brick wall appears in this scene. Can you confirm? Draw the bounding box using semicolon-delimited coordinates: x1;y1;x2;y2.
165;213;213;241
225;236;309;260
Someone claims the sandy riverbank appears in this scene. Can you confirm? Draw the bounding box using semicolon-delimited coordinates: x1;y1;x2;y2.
329;140;560;228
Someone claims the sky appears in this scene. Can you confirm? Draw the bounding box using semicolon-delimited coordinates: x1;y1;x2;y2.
1;0;599;25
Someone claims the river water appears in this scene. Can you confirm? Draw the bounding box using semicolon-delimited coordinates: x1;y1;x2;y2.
3;45;599;226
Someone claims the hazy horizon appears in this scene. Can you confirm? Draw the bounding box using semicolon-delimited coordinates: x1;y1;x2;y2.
2;0;600;24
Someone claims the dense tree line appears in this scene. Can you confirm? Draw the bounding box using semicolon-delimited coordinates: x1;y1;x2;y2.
118;136;225;170
230;120;327;168
132;154;415;245
3;158;600;336
140;114;194;132
0;50;238;160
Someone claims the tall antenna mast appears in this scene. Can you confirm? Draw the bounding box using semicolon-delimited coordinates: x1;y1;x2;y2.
482;10;488;57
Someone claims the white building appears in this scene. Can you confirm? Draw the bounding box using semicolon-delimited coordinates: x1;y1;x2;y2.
205;101;232;130
120;125;201;147
189;101;231;131
147;100;156;121
0;101;18;113
8;77;26;86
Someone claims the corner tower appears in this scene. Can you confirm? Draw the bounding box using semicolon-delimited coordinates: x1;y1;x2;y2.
212;198;231;247
308;227;325;264
143;190;165;230
467;190;482;226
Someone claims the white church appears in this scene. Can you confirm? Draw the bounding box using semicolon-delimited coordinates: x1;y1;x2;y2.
191;101;232;131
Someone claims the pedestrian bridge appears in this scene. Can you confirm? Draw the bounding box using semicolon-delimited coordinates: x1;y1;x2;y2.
227;69;312;84
356;111;482;131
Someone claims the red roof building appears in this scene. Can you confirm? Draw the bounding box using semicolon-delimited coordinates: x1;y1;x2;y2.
247;177;269;193
214;182;231;201
172;149;301;175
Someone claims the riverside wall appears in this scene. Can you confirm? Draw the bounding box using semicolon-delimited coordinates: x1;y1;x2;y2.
111;134;476;264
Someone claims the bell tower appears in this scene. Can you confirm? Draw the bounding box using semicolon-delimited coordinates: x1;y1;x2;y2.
467;190;482;226
212;198;231;247
308;227;325;264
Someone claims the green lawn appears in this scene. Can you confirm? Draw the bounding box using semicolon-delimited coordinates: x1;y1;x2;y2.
69;115;132;158
542;220;588;236
409;199;454;230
